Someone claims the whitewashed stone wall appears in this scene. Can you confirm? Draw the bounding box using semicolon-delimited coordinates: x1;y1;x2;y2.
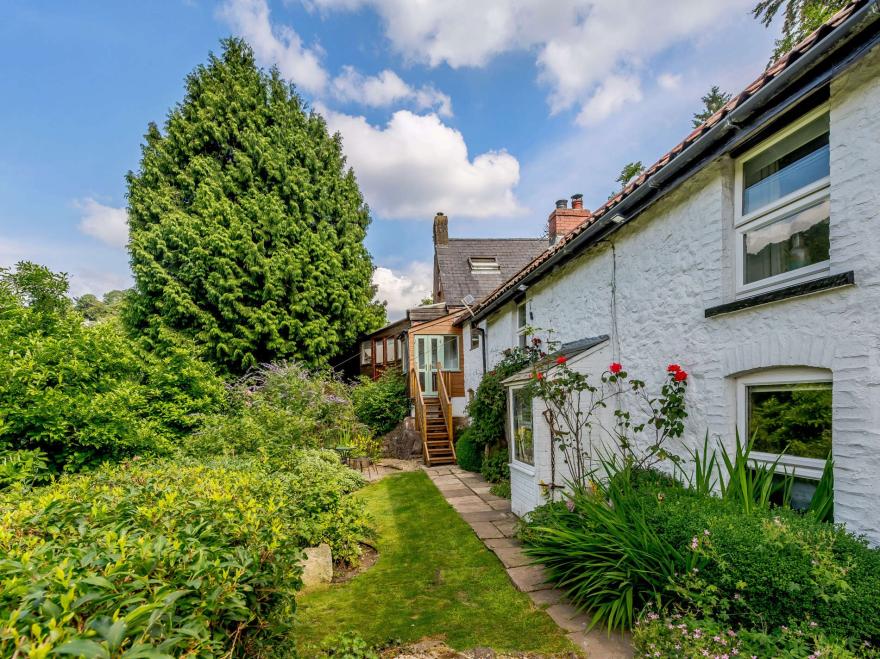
464;45;880;540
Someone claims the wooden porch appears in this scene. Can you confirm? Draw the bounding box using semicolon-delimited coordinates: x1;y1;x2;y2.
410;363;457;466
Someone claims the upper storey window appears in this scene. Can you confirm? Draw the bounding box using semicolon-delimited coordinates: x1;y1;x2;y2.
469;257;501;274
735;107;830;295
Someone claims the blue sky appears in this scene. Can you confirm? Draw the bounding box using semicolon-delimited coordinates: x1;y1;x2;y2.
0;1;779;316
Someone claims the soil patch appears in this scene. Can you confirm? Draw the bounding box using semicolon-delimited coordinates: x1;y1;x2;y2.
333;542;379;583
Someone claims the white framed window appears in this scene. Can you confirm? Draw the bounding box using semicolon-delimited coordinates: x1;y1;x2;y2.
360;340;372;366
375;340;385;364
470;329;480;351
469;257;501;273
734;106;830;297
509;385;534;468
442;335;460;371
516;301;528;348
735;367;832;481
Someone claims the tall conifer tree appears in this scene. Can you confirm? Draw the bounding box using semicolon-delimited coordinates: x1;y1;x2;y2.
126;39;385;373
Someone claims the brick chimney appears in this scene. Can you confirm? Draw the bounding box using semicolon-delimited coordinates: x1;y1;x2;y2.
433;212;449;245
548;194;591;245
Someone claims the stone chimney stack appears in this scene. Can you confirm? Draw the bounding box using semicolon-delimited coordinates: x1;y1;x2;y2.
433;212;449;245
548;194;591;245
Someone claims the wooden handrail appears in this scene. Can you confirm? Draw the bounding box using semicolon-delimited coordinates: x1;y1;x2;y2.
435;361;456;462
410;367;429;462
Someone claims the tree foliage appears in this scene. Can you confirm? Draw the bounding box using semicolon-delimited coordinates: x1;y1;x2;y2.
692;86;732;128
0;262;225;474
126;38;384;374
753;0;849;60
74;289;128;321
616;161;645;187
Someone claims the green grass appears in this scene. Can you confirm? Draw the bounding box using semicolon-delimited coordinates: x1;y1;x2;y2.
294;471;576;655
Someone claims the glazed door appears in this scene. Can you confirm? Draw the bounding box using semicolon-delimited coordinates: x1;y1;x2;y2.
415;335;444;396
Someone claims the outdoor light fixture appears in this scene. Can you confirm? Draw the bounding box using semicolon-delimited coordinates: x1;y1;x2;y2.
609;214;626;225
516;284;528;292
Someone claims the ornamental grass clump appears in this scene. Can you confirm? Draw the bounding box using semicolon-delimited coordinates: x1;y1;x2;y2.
0;450;369;657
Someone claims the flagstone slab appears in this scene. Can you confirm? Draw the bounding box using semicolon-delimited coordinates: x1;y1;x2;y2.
460;510;513;523
492;546;531;569
484;537;521;550
492;520;518;537
527;588;564;608
469;522;505;539
506;565;551;592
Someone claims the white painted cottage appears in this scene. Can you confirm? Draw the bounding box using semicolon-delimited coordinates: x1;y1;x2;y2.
458;2;880;542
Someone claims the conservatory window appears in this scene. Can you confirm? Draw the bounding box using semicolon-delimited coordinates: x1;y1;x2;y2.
510;386;534;467
734;107;830;296
442;335;460;371
360;341;372;365
736;367;832;483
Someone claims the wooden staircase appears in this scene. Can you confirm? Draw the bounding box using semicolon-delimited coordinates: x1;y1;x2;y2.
410;364;457;466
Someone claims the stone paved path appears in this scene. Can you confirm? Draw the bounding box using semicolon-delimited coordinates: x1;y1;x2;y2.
422;465;632;659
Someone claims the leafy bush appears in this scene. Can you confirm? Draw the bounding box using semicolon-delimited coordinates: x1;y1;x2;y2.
523;463;880;644
351;370;410;436
634;613;878;659
186;362;364;458
0;445;48;488
455;428;482;472
489;480;511;499
522;470;692;632
0;450;368;657
466;346;541;448
0;262;225;474
319;632;380;658
481;447;510;483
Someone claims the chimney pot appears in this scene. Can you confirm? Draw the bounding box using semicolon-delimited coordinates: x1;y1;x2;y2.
555;199;568;209
571;193;583;210
547;196;591;246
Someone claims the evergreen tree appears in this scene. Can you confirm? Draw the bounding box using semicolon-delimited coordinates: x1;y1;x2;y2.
616;161;645;187
692;86;732;128
126;39;384;373
753;0;848;60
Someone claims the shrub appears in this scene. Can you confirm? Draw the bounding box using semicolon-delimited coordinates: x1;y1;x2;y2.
633;613;878;659
466;346;541;448
351;371;410;436
0;263;225;474
521;471;692;632
186;362;365;458
0;450;368;657
481;447;510;483
490;480;511;499
455;428;482;472
641;481;880;643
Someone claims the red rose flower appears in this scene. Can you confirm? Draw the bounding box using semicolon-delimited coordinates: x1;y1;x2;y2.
556;356;567;365
536;372;544;380
667;364;681;373
674;370;688;382
609;362;622;374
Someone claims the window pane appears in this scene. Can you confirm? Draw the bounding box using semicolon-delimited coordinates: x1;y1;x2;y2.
743;114;829;214
443;336;459;370
517;303;527;328
512;388;534;465
747;381;831;459
375;341;384;364
361;341;372;365
743;199;829;284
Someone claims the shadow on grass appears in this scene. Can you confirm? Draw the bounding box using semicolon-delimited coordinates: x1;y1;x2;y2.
293;471;575;655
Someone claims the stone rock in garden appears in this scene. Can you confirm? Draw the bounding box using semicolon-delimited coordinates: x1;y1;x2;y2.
382;420;423;459
299;543;333;589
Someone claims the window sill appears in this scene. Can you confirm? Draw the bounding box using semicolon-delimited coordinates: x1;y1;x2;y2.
509;461;536;477
705;271;854;318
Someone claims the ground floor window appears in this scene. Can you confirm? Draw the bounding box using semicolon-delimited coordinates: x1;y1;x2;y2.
510;386;534;467
736;367;832;485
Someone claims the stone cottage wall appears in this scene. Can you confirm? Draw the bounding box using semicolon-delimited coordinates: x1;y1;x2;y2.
464;44;880;541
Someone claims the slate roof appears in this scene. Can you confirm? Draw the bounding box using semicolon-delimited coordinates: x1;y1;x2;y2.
468;0;876;322
435;238;546;306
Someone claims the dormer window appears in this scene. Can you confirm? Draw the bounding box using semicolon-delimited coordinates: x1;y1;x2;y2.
469;257;500;274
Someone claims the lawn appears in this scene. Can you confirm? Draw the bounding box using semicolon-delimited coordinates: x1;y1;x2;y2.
293;471;576;655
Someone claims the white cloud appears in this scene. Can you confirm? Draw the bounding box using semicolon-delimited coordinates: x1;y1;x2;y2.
657;72;683;90
220;0;328;94
372;261;432;319
321;106;522;219
220;0;453;116
310;0;753;123
332;66;452;117
576;75;643;126
75;198;129;249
